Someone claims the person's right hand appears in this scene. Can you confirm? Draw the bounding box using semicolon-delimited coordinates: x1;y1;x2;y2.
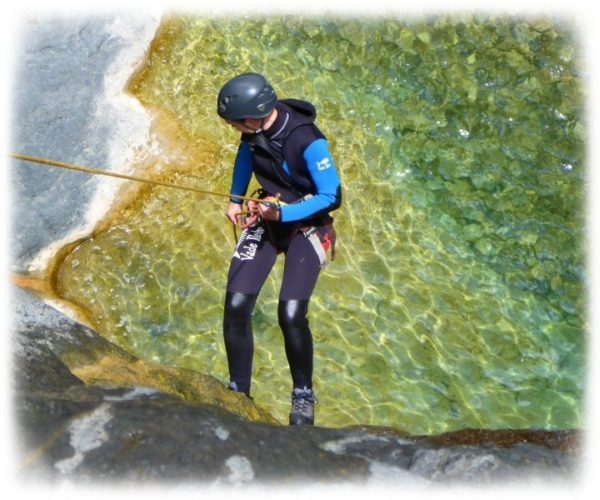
242;200;260;229
226;201;243;225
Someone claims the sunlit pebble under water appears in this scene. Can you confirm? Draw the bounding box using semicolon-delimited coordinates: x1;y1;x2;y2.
561;163;574;173
56;16;585;433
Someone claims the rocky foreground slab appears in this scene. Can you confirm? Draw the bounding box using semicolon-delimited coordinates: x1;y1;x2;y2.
12;286;580;487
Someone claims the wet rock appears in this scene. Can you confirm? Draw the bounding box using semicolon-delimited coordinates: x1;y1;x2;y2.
20;388;368;484
17;391;579;486
12;284;580;485
11;283;364;481
408;443;573;483
12;285;277;425
318;426;579;485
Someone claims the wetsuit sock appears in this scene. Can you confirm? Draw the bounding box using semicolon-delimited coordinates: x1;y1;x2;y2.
223;291;258;396
278;300;313;389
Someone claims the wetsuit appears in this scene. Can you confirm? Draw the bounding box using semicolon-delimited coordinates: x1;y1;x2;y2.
224;99;342;396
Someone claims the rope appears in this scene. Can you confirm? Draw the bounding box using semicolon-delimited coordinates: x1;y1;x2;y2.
9;153;273;206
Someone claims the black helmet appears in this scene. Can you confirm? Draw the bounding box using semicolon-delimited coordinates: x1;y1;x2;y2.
217;72;277;121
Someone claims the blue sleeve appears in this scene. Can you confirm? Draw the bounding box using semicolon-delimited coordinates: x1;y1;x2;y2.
229;142;253;203
280;138;341;222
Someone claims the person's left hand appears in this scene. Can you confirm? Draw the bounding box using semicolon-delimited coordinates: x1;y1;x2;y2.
258;198;281;221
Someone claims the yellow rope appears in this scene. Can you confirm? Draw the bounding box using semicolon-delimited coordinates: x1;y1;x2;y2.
10;153;269;205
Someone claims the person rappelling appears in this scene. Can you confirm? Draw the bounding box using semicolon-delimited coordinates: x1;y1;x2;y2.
217;72;342;425
10;72;343;426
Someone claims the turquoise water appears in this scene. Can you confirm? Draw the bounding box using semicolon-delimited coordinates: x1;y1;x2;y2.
56;15;586;433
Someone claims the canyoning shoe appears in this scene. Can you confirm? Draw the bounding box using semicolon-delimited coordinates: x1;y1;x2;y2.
227;381;252;399
289;387;316;426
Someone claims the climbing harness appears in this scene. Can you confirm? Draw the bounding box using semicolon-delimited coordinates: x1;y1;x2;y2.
301;225;332;268
291;194;336;268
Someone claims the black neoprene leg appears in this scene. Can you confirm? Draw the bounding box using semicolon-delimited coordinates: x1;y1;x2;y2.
224;223;277;396
278;300;313;389
223;291;258;396
277;232;321;389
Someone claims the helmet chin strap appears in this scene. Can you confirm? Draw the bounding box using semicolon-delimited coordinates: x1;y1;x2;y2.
253;116;266;134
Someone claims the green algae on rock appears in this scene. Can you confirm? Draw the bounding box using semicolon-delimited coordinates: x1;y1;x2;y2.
55;15;585;434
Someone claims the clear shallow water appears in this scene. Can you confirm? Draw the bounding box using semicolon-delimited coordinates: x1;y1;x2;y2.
55;15;585;433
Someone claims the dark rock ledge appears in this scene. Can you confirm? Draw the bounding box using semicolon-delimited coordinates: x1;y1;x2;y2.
12;285;581;487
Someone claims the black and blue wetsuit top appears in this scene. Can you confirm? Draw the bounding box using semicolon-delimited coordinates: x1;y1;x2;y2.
229;99;342;224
